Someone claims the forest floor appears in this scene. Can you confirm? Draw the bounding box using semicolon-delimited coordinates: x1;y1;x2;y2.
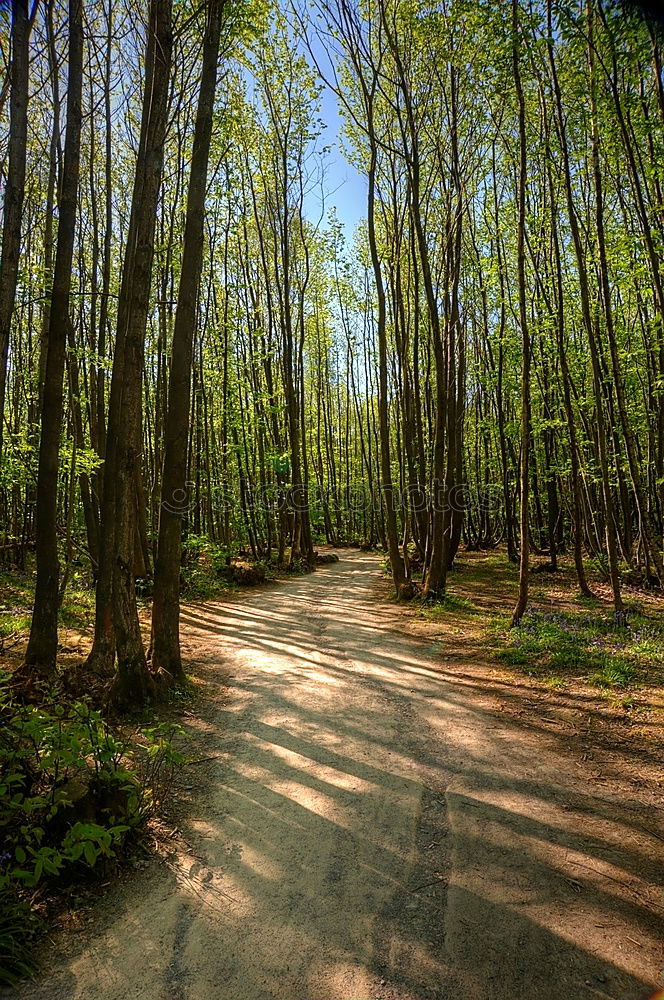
5;550;664;1000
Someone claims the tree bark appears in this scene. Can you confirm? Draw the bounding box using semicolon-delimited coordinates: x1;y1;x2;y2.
152;0;225;684
24;0;83;674
547;0;623;615
0;0;30;466
86;0;173;701
588;1;664;586
511;0;531;626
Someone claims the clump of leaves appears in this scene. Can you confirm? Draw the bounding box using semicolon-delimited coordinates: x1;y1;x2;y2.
0;570;35;649
0;568;97;642
588;654;637;689
59;583;96;631
180;534;233;599
489;607;664;689
283;557;314;576
0;674;185;984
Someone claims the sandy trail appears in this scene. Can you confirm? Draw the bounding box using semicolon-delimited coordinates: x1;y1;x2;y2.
10;551;663;1000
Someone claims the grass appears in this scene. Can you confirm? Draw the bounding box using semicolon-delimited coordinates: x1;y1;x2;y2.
0;567;99;644
0;612;31;640
180;568;234;601
60;581;96;631
0;569;34;643
418;591;475;618
166;676;199;707
489;606;664;691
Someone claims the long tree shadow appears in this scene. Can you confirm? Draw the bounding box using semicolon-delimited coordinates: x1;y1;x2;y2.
12;552;662;1000
174;553;664;998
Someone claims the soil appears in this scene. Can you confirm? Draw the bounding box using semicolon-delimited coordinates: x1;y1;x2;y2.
6;550;663;1000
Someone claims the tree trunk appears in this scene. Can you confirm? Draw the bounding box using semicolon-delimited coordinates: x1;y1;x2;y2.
0;0;30;466
547;0;623;615
511;0;531;627
24;0;83;674
588;2;664;586
87;0;173;700
152;0;223;685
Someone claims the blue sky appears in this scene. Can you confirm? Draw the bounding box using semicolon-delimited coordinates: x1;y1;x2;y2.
244;27;366;240
313;83;367;237
296;26;367;239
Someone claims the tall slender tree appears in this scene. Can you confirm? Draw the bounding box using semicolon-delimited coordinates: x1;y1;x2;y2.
24;0;83;674
511;0;531;626
152;0;225;683
0;0;30;467
86;0;173;703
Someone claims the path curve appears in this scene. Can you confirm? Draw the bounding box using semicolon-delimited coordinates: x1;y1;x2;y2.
10;551;663;1000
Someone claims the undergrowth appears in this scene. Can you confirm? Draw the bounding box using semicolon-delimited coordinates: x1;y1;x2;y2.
0;674;185;986
0;569;96;648
180;534;297;598
418;591;475;616
180;534;235;600
489;607;664;690
1;535;282;637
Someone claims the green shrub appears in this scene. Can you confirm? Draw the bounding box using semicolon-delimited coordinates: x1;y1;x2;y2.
495;647;531;666
589;655;637;689
180;534;232;598
419;592;474;617
0;613;31;640
0;674;184;984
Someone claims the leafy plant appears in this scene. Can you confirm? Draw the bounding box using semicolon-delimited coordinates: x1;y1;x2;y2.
419;592;474;616
0;674;185;981
0;894;38;986
180;534;233;598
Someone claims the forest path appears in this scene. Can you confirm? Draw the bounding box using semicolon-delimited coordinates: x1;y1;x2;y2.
15;551;663;1000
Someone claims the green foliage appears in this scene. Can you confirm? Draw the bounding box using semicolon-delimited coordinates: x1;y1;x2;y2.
0;571;35;645
418;592;475;617
489;608;664;689
270;452;290;478
0;570;96;648
0;613;31;640
180;534;233;599
135;723;186;812
59;583;96;631
0;676;185;983
588;655;637;689
0;896;38;986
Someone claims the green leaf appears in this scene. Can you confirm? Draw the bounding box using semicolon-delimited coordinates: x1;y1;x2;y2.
83;842;97;867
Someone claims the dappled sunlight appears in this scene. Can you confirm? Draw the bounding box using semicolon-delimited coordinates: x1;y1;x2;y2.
464;787;662;873
22;552;661;1000
235;843;285;882
173;554;657;996
188;817;221;840
238;648;314;673
262;776;347;824
294;668;344;687
251;737;381;794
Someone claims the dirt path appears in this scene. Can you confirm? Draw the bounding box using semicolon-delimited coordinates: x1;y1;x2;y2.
11;552;663;1000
